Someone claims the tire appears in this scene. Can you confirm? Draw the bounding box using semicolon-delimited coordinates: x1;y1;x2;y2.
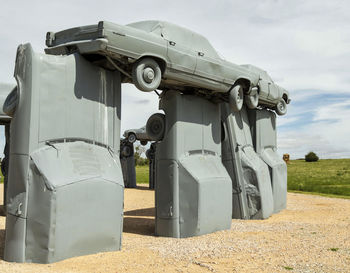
229;85;244;112
146;113;166;141
275;99;287;116
140;140;148;146
132;58;162;92
127;133;136;143
245;91;259;109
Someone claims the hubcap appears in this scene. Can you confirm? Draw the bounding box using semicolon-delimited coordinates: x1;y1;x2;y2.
151;122;161;134
143;67;155;83
278;102;285;111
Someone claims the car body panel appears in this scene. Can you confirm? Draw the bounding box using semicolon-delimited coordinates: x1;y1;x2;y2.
123;126;150;142
45;20;289;110
241;64;289;106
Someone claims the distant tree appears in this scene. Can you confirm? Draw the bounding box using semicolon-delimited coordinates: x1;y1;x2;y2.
134;145;149;166
305;152;319;162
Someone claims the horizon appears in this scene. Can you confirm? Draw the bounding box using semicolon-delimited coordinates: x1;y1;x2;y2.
1;0;349;159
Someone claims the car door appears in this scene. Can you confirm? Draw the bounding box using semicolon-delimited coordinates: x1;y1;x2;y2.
257;71;272;100
267;82;279;102
162;25;197;75
193;35;225;84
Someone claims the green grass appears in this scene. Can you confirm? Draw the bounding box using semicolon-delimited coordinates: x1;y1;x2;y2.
136;159;350;198
136;165;149;184
287;159;350;197
328;248;339;252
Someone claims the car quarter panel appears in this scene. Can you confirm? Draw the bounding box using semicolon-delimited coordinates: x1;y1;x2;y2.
101;21;168;62
267;83;280;102
222;61;259;88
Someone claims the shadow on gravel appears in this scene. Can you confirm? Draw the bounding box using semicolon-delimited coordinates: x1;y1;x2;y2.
124;184;154;191
131;185;154;191
124;207;155;217
123;217;155;236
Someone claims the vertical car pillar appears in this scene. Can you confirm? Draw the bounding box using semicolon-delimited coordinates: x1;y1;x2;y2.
0;83;15;209
120;139;137;188
146;143;157;189
4;44;124;263
221;104;274;219
248;109;287;213
155;91;232;238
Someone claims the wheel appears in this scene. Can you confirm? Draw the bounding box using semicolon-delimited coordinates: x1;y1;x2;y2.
140;140;148;146
127;133;137;143
245;89;259;109
275;99;287;116
132;58;162;92
229;85;244;112
146;113;166;141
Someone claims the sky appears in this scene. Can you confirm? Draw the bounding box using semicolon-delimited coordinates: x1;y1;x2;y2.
0;0;349;159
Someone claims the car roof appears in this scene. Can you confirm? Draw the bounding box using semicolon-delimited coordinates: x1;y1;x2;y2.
127;20;219;58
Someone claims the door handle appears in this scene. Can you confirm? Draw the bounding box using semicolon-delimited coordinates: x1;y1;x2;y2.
198;52;204;56
169;41;176;46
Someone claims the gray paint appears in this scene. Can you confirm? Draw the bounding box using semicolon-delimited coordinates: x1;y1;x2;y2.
123;126;150;142
120;140;137;188
221;104;274;219
4;44;124;263
3;20;289;263
45;20;290;114
155;91;232;238
248;109;287;213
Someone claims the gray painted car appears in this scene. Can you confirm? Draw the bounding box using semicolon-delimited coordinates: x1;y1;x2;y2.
46;20;290;115
123;112;166;145
123;126;149;145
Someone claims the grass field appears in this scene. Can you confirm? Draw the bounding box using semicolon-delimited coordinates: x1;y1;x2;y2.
136;159;350;198
136;165;149;184
287;159;350;198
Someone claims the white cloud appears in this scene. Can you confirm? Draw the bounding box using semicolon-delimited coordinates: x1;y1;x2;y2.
120;84;162;134
0;0;350;158
277;98;350;159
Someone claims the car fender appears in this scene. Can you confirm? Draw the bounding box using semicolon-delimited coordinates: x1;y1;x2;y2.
233;76;256;93
136;53;168;72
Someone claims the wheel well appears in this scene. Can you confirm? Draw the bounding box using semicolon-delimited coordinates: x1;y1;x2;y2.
234;78;251;93
127;132;136;140
282;93;288;103
138;56;166;74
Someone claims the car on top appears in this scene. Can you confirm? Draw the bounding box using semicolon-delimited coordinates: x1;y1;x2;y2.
46;20;290;115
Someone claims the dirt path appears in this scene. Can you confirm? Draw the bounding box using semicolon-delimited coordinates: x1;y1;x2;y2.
0;184;349;272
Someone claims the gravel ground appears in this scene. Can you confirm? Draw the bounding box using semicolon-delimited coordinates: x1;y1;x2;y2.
0;184;349;272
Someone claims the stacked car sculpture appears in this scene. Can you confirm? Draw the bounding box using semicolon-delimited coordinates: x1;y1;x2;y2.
46;20;290;115
1;20;289;264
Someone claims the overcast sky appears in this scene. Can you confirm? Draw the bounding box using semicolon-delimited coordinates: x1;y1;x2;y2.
0;0;349;159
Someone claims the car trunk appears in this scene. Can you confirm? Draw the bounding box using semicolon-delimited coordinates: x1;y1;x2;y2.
46;24;103;47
